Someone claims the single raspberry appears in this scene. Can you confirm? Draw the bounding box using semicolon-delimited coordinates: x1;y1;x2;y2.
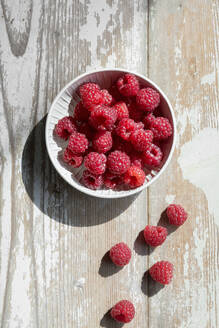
149;261;173;285
84;152;107;175
68;132;88;154
128;101;144;122
143;113;156;128
109;242;131;266
142;144;163;167
100;89;113;106
92;131;112;153
136;87;160;111
130;129;153;152
149;117;173;140
55;116;76;140
113;101;129;121
143;225;167;246
116;118;137;141
123;165;145;188
107;151;131;175
79;83;103;109
130;152;144;169
111;300;135;323
117;73;139;97
89;105;117;131
104;171;123;189
82;170;103;190
166;204;188;226
78;122;95;140
63;148;83;168
73;101;90;122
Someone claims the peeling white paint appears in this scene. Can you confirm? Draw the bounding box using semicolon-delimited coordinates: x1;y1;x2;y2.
178;128;219;226
201;71;215;85
73;277;85;290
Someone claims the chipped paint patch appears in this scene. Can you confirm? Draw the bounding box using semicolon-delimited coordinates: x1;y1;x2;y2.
178;128;219;226
201;71;215;85
165;194;176;204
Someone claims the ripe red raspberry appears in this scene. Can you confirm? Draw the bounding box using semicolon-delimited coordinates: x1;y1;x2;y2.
149;117;173;140
142;144;163;167
79;82;103;109
143;225;167;246
166;204;188;226
143;113;156;128
123;165;145;188
107;151;131;175
82;170;103;190
92;131;112;153
84;152;106;175
130;129;153;152
89;105;117;131
116;118;138;141
129;152;144;169
104;171;123;189
117;73;139;97
68;132;88;154
55;116;76;140
100;89;113;106
136;87;160;111
78;122;95;140
109;242;131;266
73;101;90;122
128;101;143;122
113;101;129;121
149;261;173;285
111;300;135;323
63;148;83;168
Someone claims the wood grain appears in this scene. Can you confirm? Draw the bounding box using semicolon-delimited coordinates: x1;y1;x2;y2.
0;0;218;327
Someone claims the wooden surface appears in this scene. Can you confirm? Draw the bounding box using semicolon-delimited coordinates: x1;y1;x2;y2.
0;0;218;327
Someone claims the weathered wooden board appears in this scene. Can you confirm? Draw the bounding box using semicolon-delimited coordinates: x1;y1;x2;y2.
0;0;218;327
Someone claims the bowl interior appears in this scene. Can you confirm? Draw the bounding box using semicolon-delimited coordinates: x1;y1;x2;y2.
46;69;175;198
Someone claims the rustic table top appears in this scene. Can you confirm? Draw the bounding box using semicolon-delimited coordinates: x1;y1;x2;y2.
0;1;218;327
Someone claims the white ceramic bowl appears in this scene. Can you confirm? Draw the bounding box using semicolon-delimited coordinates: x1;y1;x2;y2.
45;68;176;198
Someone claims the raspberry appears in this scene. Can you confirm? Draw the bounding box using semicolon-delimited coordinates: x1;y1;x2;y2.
100;89;113;106
63;148;83;168
130;152;144;169
89;105;117;131
107;151;131;175
130;129;153;152
166;204;188;226
149;261;173;285
143;113;156;128
92;131;112;153
113;101;129;121
149;117;173;140
108;84;123;101
116;118;137;141
79;82;103;109
84;152;107;175
142;144;163;167
73;101;90;122
117;73;139;97
112;136;134;154
104;171;123;189
128;101;143;122
78;122;94;140
111;300;135;323
123;165;145;188
109;242;131;266
143;225;167;246
82;170;103;190
136;87;160;111
68;132;88;154
55;116;76;140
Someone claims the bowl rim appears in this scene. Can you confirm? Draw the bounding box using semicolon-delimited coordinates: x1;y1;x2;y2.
45;68;176;198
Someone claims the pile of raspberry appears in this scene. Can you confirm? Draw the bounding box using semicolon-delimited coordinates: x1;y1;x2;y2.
54;73;173;190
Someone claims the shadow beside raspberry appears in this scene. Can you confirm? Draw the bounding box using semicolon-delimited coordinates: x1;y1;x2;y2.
133;230;155;256
100;310;124;328
141;270;164;297
98;251;123;277
158;209;179;235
